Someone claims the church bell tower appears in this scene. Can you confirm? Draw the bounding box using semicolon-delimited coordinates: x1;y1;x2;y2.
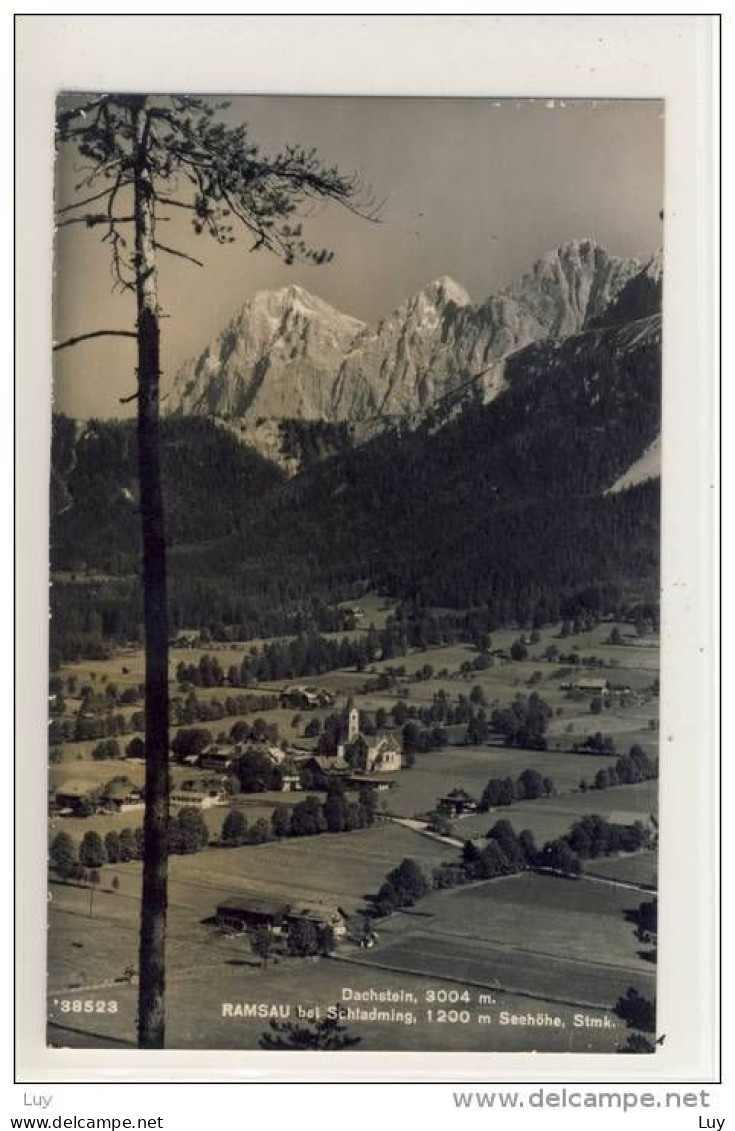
345;696;360;743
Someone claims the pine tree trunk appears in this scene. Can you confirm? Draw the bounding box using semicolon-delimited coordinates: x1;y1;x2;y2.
132;97;170;1050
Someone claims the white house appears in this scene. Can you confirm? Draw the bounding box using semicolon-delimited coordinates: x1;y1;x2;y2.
170;789;223;809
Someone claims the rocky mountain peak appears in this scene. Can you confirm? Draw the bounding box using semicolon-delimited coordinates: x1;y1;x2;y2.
168;240;654;465
643;249;663;285
586;248;663;330
169;283;366;420
419;275;473;307
377;276;471;332
499;238;641;336
232;282;364;332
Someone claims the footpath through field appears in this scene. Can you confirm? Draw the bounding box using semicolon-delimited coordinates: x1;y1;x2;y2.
576;873;656;895
388;815;465;849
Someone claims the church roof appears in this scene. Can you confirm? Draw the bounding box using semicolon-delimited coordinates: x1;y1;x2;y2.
308;756;350;773
366;733;400;751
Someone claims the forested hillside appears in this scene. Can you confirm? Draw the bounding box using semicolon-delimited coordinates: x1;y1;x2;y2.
51;414;286;574
170;313;660;618
50;309;660;661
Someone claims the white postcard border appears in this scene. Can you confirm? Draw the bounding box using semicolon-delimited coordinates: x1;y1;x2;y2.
15;13;719;1083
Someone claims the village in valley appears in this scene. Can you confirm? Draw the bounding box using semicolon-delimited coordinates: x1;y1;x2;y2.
48;594;659;1052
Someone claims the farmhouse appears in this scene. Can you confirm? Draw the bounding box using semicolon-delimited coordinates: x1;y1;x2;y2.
216;894;346;939
608;811;657;835
302;756;350;788
259;744;287;765
216;895;290;933
345;773;394;793
169;631;199;649
438;788;478;816
285;902;347;939
54;780;99;815
280;685;334;710
284;743;316;759
178;776;229;797
102;781;144;813
179;754;202;767
562;677;610;695
276;764;302;792
199;748;240;773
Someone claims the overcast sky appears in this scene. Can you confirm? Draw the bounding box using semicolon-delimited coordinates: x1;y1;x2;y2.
54;96;663;420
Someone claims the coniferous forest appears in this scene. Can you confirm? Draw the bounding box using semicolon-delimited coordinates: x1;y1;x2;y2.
50;311;660;663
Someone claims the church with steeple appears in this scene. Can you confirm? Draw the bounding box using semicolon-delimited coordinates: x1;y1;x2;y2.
337;696;402;774
345;696;360;744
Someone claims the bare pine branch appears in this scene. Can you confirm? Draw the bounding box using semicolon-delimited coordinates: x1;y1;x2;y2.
57;214;136;229
53;329;136;352
153;241;204;268
56;183;128;215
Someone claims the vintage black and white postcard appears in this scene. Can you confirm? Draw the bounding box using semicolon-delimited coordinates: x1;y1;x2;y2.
15;15;718;1082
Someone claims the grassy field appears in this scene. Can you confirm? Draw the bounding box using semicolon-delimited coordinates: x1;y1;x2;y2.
355;932;647;1009
47;821;462;1048
376;872;654;971
454;780;658;844
48;823;455;972
160;824;454;916
51;704;315;762
385;745;649;820
57;618;659;697
52;619;659;763
584;850;658;889
354;872;655;1007
49;757;200;790
48;947;630;1053
49;801;288;843
48;868;652;1052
